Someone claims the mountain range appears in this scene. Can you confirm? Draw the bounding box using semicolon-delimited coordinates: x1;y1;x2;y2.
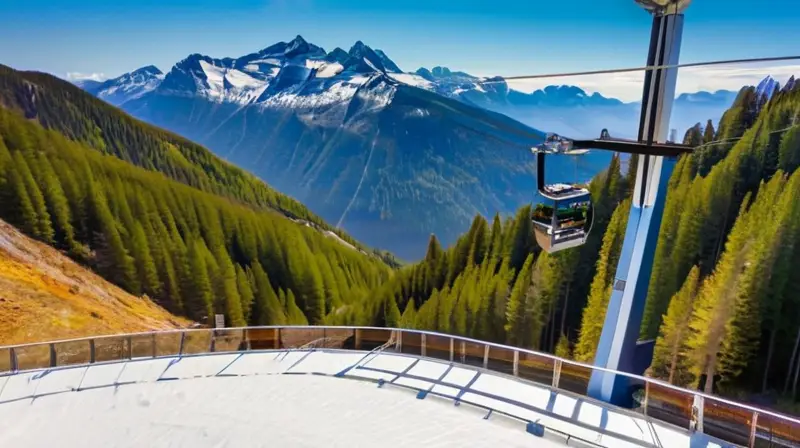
72;35;742;259
77;36;742;140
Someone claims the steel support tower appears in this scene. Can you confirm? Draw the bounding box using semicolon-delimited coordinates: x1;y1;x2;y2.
588;0;689;406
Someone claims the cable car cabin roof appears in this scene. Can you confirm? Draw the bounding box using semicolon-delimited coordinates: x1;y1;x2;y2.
540;183;590;201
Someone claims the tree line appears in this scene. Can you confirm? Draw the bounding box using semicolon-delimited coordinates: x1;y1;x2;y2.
0;64;397;265
379;79;800;411
0;107;391;327
353;152;635;352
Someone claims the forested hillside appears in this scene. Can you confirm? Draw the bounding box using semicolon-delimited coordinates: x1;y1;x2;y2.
0;107;391;327
379;78;800;411
641;82;800;405
0;64;399;266
346;153;635;349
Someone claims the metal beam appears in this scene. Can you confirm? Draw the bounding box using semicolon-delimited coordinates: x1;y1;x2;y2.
571;138;692;157
588;7;685;406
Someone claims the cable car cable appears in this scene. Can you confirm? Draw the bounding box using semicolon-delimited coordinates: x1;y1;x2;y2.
479;55;800;84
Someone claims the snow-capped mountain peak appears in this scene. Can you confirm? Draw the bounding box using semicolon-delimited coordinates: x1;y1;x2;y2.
131;65;163;76
325;48;350;65
345;41;394;73
86;64;165;105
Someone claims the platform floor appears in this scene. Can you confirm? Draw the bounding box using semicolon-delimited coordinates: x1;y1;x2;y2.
0;349;723;447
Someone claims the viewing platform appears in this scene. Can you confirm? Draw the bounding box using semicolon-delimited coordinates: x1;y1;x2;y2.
1;327;798;447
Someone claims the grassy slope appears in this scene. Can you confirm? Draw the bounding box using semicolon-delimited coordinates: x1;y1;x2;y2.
0;218;190;346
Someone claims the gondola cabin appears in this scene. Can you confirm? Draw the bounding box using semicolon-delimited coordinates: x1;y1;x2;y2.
532;183;592;253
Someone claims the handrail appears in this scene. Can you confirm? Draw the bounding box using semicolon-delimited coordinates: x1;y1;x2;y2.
2;325;799;446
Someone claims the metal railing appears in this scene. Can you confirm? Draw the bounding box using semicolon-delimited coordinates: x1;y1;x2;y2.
1;326;799;448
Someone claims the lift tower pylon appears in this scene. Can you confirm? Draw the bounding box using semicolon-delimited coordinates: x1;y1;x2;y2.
587;0;690;406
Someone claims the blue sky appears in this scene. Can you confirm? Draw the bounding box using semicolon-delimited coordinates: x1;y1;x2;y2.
1;0;799;100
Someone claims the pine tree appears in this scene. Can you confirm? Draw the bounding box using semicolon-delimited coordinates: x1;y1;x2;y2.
186;238;214;322
236;265;255;323
508;206;534;272
555;334;572;359
285;289;309;325
130;221;161;298
779;126;800;173
15;151;54;243
466;215;489;266
651;266;701;386
32;153;76;251
2;159;38;236
400;300;417;329
384;296;401;328
684;191;755;393
703;119;716;144
250;261;286;325
505;253;535;346
574;199;631;362
218;252;246;327
88;180;137;292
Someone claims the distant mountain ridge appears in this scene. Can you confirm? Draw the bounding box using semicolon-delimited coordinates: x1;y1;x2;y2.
73;33;743;140
71;35;750;258
72;35;582;259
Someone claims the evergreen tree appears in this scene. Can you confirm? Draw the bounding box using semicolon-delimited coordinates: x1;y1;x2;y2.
32;153;76;251
15;151;54;243
573;199;631;362
2;159;38;236
285;289;309;325
186;239;214;322
400;300;417;329
505;253;535;346
703;119;716;144
88;180;137;292
651;266;701;386
555;334;572;359
384;296;401;328
236;265;255;323
129;221;161;298
218;252;246;327
250;261;286;325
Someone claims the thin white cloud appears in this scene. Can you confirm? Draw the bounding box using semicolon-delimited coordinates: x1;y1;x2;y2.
65;72;107;82
502;63;800;102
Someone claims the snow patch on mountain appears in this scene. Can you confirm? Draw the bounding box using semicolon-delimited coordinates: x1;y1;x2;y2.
387;73;434;89
196;60;267;104
259;75;374;110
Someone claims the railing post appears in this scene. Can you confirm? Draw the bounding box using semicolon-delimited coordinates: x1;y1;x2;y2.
552;359;562;389
483;345;489;369
49;343;57;368
126;336;133;359
396;330;403;352
354;329;362;350
421;333;427;357
643;379;650;416
151;333;157;358
749;411;759;448
275;328;281;349
178;332;186;356
460;341;466;364
691;394;705;433
513;350;519;377
210;330;216;353
9;347;17;372
89;339;96;364
449;338;454;362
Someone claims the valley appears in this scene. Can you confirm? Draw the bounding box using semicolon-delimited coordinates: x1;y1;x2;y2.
74;35;747;260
